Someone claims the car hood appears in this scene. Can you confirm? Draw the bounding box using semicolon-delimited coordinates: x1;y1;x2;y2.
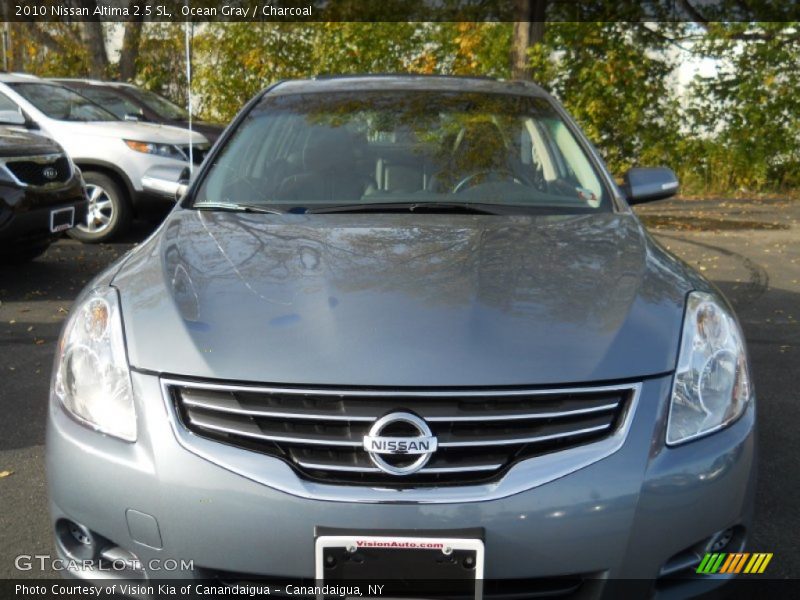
168;120;225;142
55;120;208;144
0;126;61;156
113;210;694;386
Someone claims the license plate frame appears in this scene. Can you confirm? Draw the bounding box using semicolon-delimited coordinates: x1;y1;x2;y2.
315;534;484;598
50;206;75;233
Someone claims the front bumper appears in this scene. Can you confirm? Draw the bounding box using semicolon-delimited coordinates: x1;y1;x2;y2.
0;181;87;247
140;164;188;201
46;372;756;596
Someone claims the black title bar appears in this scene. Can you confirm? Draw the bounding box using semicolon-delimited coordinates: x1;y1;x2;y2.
0;0;798;23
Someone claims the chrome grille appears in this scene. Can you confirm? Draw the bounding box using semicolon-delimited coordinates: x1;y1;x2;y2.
178;144;207;165
168;381;633;486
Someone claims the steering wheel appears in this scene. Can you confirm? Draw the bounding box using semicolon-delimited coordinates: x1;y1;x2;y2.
453;169;523;193
212;163;271;201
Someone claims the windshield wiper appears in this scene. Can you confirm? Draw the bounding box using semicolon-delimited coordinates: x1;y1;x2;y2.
305;201;506;215
194;202;286;215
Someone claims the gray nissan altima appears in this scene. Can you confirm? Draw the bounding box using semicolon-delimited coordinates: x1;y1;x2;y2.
47;76;756;595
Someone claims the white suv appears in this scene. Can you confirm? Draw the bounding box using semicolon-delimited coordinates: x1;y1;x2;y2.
0;73;208;242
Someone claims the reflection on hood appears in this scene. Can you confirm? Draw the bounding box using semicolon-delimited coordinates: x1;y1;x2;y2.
113;210;692;386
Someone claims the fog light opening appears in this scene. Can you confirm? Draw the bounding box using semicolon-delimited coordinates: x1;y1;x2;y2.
706;528;735;553
55;519;101;561
68;522;93;546
658;526;746;582
55;520;146;579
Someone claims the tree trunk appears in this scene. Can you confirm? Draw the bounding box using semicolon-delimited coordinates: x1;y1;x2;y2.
79;1;109;77
511;0;547;80
9;25;25;72
119;7;144;81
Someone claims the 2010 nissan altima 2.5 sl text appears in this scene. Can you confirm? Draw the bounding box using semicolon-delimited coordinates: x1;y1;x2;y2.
46;75;756;598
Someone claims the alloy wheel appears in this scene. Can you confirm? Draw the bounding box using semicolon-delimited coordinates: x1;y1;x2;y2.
77;184;114;235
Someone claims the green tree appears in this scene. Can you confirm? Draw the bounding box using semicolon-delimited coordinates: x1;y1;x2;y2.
191;23;316;120
191;22;511;122
134;24;189;106
2;16;799;196
527;22;684;176
688;22;800;191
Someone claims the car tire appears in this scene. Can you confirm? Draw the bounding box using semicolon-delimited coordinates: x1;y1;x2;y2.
0;242;51;264
68;172;130;243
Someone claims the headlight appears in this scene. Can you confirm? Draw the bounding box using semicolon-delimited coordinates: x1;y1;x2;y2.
124;139;185;161
53;287;136;441
667;291;751;445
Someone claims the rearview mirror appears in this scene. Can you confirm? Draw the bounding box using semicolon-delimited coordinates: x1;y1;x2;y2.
623;167;679;205
0;109;25;126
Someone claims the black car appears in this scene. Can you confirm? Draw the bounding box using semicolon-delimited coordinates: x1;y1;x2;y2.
0;121;87;263
52;79;224;143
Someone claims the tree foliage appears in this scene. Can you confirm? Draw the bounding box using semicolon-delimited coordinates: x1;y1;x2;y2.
528;22;683;173
1;17;798;195
687;22;800;191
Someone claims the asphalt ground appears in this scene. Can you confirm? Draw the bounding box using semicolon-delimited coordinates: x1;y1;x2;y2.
0;198;798;581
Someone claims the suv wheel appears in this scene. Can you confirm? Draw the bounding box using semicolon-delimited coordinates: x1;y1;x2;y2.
68;172;130;243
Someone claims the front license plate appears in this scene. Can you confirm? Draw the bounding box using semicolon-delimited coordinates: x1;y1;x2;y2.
50;206;75;233
315;535;483;598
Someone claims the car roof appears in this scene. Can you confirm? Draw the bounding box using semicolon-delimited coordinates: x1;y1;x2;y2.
269;74;549;98
50;78;134;89
46;74;547;97
0;72;46;83
49;77;95;85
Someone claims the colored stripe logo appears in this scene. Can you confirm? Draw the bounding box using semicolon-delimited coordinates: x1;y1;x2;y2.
697;552;773;574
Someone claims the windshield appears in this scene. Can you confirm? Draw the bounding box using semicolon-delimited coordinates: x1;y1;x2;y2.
124;86;188;120
9;83;118;122
71;86;144;120
194;90;610;213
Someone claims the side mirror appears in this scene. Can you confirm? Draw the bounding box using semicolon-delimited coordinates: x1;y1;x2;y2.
623;167;679;205
0;109;26;126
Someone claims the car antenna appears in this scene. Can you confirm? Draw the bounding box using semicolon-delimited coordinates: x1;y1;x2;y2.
184;17;193;173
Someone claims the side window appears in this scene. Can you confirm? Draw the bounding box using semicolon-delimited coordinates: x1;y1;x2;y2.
525;119;558;182
0;90;26;126
78;88;131;119
0;91;21;113
543;119;603;206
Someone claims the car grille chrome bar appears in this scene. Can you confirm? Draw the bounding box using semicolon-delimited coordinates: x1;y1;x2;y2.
171;380;627;398
186;413;364;447
186;409;612;449
437;423;612;447
180;391;621;422
166;378;635;487
294;461;505;474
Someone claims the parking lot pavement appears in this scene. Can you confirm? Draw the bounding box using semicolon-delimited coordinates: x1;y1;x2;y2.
636;197;800;579
0;224;149;579
1;199;798;579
